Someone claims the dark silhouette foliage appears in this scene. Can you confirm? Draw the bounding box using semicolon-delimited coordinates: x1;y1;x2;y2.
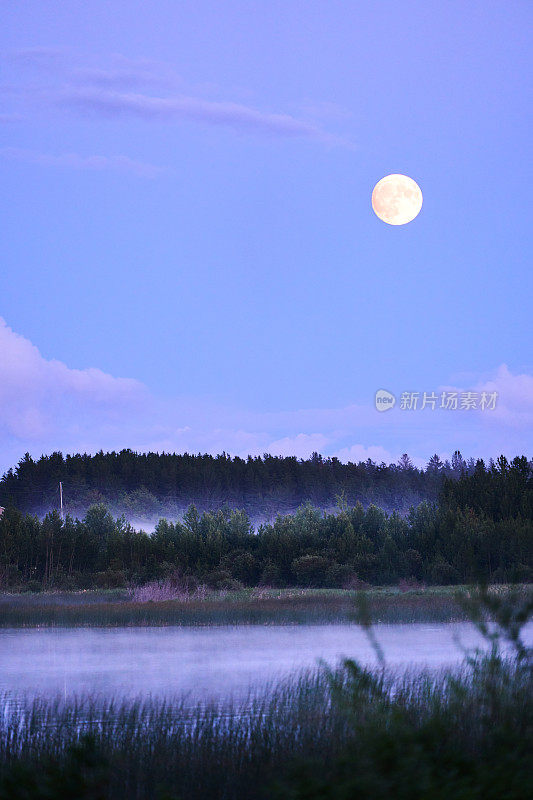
0;453;531;590
0;448;468;519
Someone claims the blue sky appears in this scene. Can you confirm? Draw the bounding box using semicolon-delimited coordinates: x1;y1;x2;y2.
1;0;532;473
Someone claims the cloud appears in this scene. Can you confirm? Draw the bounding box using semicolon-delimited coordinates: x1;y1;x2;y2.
0;318;147;442
59;88;341;142
261;433;331;458
431;365;533;430
0;320;531;475
0;319;268;470
334;443;398;465
72;61;182;92
0;50;350;145
73;68;161;91
4;50;178;89
475;364;533;428
0;147;162;177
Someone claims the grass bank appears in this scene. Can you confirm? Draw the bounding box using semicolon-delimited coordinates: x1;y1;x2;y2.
0;585;526;627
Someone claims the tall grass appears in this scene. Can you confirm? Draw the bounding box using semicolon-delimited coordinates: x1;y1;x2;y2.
0;653;531;799
0;586;475;627
0;672;347;799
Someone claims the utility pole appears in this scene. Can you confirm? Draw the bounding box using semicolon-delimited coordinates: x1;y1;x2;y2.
59;481;64;521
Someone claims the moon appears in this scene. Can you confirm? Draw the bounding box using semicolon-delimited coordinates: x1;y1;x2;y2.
371;174;423;225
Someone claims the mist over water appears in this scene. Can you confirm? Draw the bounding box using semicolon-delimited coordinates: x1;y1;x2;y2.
2;623;532;703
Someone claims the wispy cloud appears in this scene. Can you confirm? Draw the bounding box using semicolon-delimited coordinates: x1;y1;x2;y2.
0;147;162;177
73;68;164;91
60;88;343;142
72;58;183;92
0;49;349;145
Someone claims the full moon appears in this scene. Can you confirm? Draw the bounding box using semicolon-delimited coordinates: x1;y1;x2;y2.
371;174;423;225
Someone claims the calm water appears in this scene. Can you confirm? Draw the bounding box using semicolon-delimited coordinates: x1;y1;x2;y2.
1;623;531;702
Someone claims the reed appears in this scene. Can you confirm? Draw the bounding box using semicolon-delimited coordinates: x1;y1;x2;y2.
0;654;531;799
0;586;471;627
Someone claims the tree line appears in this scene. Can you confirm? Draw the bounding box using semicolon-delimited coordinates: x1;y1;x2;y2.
1;449;483;519
0;456;531;591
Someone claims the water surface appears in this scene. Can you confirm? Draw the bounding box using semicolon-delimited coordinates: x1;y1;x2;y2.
1;623;530;702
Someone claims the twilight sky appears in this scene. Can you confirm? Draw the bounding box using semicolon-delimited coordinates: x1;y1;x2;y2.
1;0;532;474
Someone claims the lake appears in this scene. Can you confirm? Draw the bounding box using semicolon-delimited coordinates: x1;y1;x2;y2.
1;623;531;702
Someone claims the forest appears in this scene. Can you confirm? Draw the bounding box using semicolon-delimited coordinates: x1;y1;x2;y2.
0;448;491;519
0;455;531;591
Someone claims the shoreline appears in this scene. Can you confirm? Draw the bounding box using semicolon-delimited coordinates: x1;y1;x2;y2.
1;585;528;628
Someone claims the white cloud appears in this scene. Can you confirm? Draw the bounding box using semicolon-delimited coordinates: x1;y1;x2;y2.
334;443;398;465
261;433;331;459
475;364;533;428
0;319;531;474
0;318;147;442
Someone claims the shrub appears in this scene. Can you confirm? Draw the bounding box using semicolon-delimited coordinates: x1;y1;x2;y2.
222;551;258;585
127;573;206;602
429;558;460;585
291;555;330;587
94;570;127;589
203;569;243;590
403;548;423;579
259;560;284;587
51;573;82;591
0;735;109;800
22;580;42;593
324;563;354;588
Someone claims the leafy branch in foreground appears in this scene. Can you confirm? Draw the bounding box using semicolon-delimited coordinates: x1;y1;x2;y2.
456;584;533;662
273;586;532;800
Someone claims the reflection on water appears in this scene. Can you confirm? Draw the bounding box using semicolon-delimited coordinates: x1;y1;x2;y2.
1;623;531;702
